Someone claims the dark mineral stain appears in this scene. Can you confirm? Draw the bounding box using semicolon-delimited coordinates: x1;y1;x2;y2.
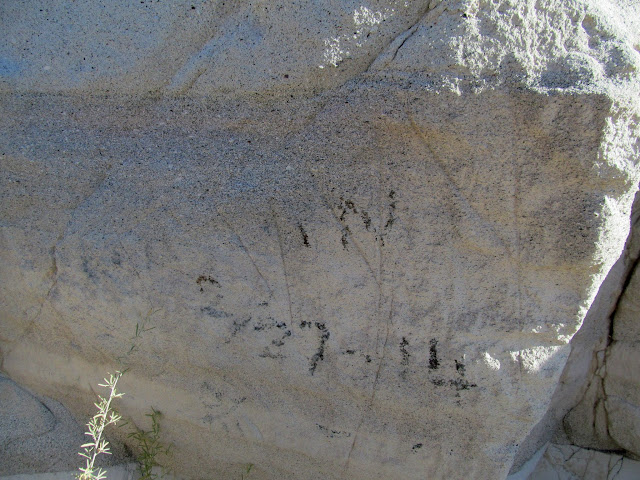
82;258;96;280
317;424;351;438
201;306;231;318
429;338;439;370
361;210;371;230
400;337;410;366
450;378;476;391
299;224;310;247
309;322;330;375
384;216;395;230
412;443;423;452
430;376;477;391
344;199;357;213
431;377;445;387
275;322;292;343
197;275;220;291
230;317;251;337
341;225;351;249
258;348;283;359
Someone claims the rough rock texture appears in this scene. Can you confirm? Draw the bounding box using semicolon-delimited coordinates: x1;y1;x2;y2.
1;1;640;480
605;264;640;457
526;443;640;480
510;190;640;471
1;465;139;480
0;374;128;475
560;193;640;458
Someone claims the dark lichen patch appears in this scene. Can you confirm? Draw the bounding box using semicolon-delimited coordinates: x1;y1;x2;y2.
384;216;395;230
365;354;372;363
82;257;97;281
253;319;291;346
298;224;310;247
300;320;312;329
317;424;351;438
202;413;215;426
384;191;397;231
197;275;220;292
344;199;357;213
226;316;251;341
259;347;284;359
200;381;223;399
431;377;446;387
430;376;477;391
341;225;351;249
338;197;365;224
412;443;423;453
273;322;291;346
201;306;232;318
345;349;356;355
429;338;439;370
400;337;410;366
455;359;466;376
309;322;330;375
450;378;476;391
359;210;370;231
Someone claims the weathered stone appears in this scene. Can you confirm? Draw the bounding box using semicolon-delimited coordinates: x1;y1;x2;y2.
605;290;640;457
612;262;640;343
557;199;640;459
526;443;640;480
0;375;127;475
1;1;639;479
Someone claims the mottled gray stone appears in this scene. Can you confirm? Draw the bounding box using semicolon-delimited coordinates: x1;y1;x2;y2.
1;1;640;479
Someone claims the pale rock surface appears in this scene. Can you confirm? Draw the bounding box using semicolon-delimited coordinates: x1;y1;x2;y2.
560;193;640;458
0;464;139;480
526;443;640;480
0;375;127;475
1;1;640;480
511;190;640;470
604;230;640;457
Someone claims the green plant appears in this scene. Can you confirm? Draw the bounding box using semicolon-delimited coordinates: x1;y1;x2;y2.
116;308;160;367
241;463;254;480
128;407;171;479
78;309;170;479
77;371;124;480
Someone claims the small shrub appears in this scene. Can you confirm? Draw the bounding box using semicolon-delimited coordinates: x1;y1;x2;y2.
128;407;171;479
77;372;124;480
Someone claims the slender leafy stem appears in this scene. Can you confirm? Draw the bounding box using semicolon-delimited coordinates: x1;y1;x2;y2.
77;372;124;480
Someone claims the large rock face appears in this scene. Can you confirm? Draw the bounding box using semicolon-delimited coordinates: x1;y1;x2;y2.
559;196;640;458
1;1;639;479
